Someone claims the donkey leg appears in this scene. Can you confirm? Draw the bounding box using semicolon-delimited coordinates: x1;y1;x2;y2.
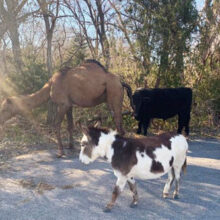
173;168;181;199
66;107;74;149
163;168;175;198
55;105;69;157
104;175;127;212
127;177;138;208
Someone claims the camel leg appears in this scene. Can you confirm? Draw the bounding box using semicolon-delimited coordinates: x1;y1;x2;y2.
107;82;124;135
55;104;69;157
66;107;74;149
112;107;124;135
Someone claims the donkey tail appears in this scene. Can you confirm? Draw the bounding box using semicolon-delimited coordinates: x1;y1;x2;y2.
182;158;187;174
121;82;134;110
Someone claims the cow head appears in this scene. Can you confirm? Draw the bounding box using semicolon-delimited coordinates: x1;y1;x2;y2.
132;91;150;120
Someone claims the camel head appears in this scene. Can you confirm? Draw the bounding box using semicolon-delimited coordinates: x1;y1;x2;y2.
0;97;18;125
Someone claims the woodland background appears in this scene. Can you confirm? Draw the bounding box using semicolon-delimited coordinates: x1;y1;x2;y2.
0;0;219;143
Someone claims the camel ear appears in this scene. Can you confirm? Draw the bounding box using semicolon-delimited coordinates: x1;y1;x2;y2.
94;120;101;128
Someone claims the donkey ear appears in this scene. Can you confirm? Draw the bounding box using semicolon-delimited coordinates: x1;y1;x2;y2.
76;120;89;135
94;120;101;128
81;126;89;136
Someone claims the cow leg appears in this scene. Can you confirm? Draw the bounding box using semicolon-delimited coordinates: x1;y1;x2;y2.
66;107;74;149
104;175;127;212
177;114;184;134
143;118;150;135
184;113;191;136
55;105;69;157
127;177;138;207
163;168;175;198
137;121;142;134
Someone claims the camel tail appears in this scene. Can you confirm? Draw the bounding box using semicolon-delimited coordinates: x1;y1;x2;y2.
121;82;134;110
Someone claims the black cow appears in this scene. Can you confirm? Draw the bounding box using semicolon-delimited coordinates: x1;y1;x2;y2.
132;87;192;136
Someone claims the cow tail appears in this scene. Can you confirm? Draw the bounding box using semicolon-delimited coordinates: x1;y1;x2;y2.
121;82;134;110
182;158;187;175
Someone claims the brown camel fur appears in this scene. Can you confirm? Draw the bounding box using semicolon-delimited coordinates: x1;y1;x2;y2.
0;60;133;157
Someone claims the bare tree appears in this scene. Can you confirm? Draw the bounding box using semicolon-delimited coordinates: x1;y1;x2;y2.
36;0;61;125
63;0;111;69
63;0;98;59
37;0;60;75
0;0;40;73
0;0;28;73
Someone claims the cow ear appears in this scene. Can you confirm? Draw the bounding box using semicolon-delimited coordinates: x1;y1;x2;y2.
143;97;150;103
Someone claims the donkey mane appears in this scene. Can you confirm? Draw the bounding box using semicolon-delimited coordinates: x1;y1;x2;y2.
87;126;112;146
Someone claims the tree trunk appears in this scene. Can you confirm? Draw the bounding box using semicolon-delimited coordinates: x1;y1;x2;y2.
46;30;57;126
46;31;53;75
37;0;59;126
1;40;8;74
8;20;23;73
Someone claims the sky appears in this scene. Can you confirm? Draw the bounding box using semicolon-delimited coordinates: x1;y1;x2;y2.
196;0;205;11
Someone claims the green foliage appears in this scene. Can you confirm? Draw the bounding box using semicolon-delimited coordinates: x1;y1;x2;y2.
8;57;49;95
126;0;198;87
60;33;87;69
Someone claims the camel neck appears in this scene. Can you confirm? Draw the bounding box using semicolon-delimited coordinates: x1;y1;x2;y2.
25;81;51;109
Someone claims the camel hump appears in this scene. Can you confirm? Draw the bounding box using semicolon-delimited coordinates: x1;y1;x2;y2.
84;59;108;73
58;59;108;75
59;66;73;75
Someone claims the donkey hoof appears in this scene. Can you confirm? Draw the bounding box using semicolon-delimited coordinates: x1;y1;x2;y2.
173;194;179;200
163;193;169;199
103;207;112;213
130;202;138;208
67;145;73;149
56;152;65;158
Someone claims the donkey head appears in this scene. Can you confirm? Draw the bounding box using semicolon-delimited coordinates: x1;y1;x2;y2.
79;125;109;165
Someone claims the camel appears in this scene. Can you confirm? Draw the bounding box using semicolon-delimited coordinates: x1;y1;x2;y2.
0;60;134;157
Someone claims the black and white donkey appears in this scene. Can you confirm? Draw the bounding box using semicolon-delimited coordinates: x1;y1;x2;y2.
79;126;188;212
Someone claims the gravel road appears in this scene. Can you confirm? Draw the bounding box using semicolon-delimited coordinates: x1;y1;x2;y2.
0;138;219;220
